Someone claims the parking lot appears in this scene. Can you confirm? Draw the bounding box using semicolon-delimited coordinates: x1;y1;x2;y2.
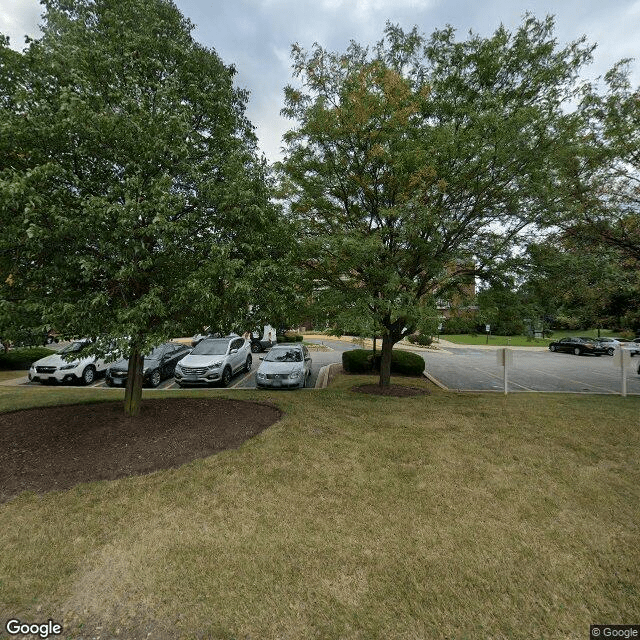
11;338;640;395
422;342;640;394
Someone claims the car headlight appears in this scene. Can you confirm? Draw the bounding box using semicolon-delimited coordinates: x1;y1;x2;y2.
257;372;265;379
208;361;223;369
59;361;79;370
289;370;301;379
175;364;183;373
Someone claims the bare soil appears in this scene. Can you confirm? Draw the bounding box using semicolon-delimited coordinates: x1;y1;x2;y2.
0;398;282;503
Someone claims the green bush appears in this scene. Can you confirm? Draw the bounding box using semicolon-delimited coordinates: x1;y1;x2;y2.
342;349;425;376
0;347;55;370
342;349;373;373
443;316;478;334
277;333;304;343
407;334;433;346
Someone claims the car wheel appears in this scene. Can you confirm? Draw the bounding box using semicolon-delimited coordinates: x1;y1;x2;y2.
81;365;96;385
251;343;261;353
549;345;556;352
607;347;615;356
245;355;252;373
221;367;232;387
573;347;581;356
149;369;161;387
105;377;113;387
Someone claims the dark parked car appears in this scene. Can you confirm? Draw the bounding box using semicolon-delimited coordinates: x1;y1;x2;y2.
105;342;191;387
548;337;609;356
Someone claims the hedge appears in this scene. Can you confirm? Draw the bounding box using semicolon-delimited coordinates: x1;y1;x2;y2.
342;349;425;376
278;333;304;343
406;333;433;346
0;347;55;370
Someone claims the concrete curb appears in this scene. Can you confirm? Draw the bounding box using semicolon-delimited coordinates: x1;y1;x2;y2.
315;363;342;389
423;371;448;390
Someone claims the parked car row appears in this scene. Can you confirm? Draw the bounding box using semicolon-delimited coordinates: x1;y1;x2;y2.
548;336;640;357
28;336;313;389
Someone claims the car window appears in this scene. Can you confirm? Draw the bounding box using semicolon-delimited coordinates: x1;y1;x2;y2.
59;341;90;354
264;348;303;362
191;339;231;356
145;345;166;359
232;338;244;351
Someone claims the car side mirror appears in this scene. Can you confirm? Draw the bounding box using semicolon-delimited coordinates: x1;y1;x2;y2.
259;357;264;361
230;348;238;354
305;357;311;361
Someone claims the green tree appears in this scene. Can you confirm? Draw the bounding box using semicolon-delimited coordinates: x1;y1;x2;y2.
0;0;279;414
555;62;640;331
279;16;595;386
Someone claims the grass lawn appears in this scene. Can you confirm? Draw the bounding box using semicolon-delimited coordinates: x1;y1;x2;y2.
439;329;626;347
1;376;639;639
0;370;28;382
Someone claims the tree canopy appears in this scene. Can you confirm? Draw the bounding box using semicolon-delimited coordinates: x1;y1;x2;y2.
0;0;282;413
278;16;596;385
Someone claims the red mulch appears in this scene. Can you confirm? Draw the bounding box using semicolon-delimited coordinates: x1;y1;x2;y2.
0;398;281;503
352;384;430;397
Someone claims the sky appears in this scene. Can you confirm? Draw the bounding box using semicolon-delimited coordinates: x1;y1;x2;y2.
2;0;639;163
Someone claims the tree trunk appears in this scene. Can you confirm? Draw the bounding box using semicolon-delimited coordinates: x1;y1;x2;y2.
378;332;395;387
124;347;144;417
372;335;377;358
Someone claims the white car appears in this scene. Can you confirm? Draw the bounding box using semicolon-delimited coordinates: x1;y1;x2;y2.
28;340;110;385
174;336;252;387
256;344;312;389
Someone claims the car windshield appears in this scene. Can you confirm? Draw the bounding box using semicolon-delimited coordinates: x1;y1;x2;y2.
190;339;229;356
145;346;165;359
264;348;303;362
59;341;89;355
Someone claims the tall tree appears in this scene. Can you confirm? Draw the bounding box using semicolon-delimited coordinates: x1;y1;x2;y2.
0;0;279;414
556;61;640;329
278;16;596;386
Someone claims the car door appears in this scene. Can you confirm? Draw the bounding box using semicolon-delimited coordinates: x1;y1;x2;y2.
166;344;187;375
557;338;572;353
303;345;311;378
230;338;244;373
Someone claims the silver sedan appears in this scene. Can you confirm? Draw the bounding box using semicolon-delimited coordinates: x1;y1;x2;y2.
256;344;312;389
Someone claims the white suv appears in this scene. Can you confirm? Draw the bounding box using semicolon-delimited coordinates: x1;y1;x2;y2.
174;337;252;387
28;340;109;385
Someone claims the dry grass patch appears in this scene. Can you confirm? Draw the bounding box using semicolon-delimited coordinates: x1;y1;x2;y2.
0;384;638;639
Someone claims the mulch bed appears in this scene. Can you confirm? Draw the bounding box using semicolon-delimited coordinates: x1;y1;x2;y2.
0;398;282;503
352;383;430;397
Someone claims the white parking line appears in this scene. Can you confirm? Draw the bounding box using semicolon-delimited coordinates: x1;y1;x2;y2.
230;370;254;389
531;368;617;394
471;366;535;391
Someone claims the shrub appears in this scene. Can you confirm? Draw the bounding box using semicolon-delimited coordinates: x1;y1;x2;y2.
342;349;373;373
0;347;55;370
407;333;433;346
279;332;303;343
444;316;478;334
342;349;425;376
